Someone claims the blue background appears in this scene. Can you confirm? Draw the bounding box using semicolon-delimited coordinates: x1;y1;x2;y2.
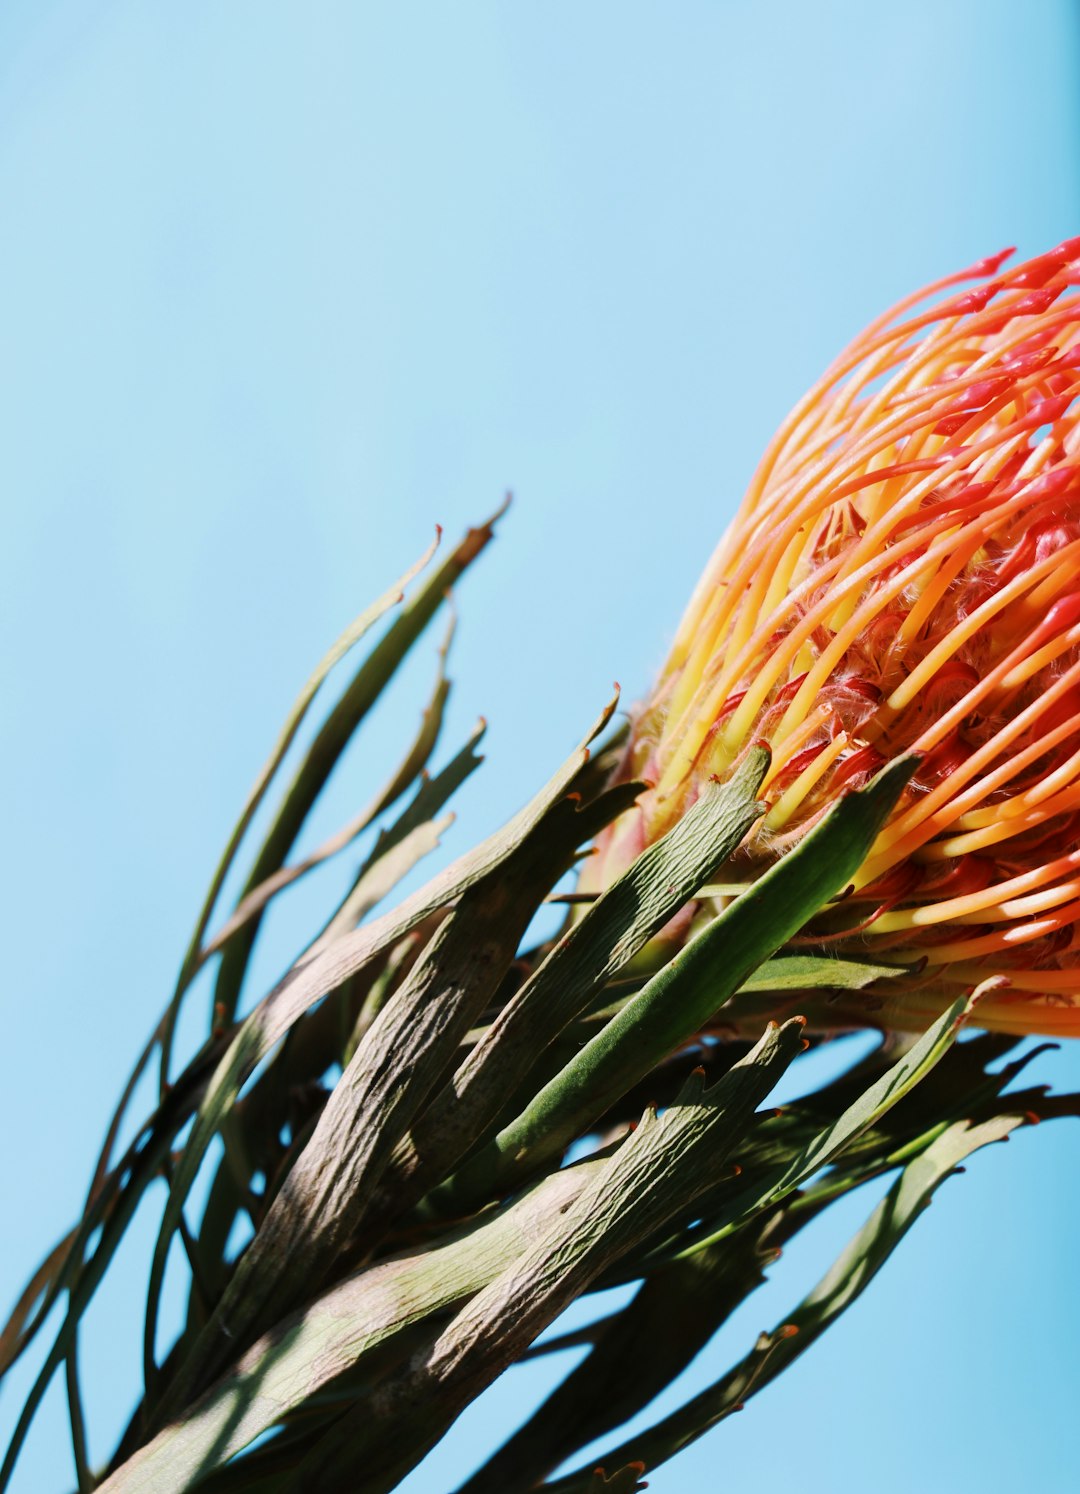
3;4;1079;1491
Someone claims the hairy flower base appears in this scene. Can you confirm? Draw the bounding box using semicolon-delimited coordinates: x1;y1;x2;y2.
594;238;1080;1036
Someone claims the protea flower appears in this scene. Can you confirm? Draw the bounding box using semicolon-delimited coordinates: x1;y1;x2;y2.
589;237;1080;1036
8;249;1080;1494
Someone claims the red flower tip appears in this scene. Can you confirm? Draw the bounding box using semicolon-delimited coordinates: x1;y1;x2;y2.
947;284;997;316
963;247;1015;278
1000;345;1059;375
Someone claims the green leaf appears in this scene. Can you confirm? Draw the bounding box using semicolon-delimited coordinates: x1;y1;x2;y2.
386;746;769;1224
667;990;973;1262
308;812;455;952
209;505;506;1030
0;1230;76;1378
457;1230;771;1494
143;694;621;1408
549;1113;1024;1487
429;757;915;1217
197;621;455;965
162;779;636;1411
283;1020;807;1493
94;1164;599;1494
305;710;485;953
159;528;444;1089
736;952;912;993
0;1070;208;1494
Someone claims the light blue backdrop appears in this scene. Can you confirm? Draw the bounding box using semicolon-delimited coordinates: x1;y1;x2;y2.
2;4;1079;1491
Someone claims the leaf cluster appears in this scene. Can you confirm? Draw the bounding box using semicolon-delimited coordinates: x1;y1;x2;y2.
3;511;1075;1494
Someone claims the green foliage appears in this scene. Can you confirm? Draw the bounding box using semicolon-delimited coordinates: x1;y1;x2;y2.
3;514;1076;1494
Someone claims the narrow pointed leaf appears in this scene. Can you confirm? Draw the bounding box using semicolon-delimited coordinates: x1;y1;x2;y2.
287;1020;806;1492
164;787;632;1409
199;632;454;964
736;952;913;993
430;757;915;1216
143;695;620;1404
95;1165;596;1494
160;529;443;1086
210;508;504;1028
549;1114;1024;1488
668;990;974;1262
378;746;769;1222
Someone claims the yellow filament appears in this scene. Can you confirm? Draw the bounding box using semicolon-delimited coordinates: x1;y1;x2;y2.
998;625;1080;692
679;368;1068;757
953;878;1080;925
910;778;1080;860
758;704;832;790
924;712;1080;838
869;849;1080;931
951;739;1080;833
764;733;848;831
895;526;983;647
947;963;1080;993
918;903;1080;964
773;498;1080;755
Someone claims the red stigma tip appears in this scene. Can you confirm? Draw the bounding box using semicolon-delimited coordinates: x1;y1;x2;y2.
978;285;1062;332
1014;286;1064;315
1020;467;1078;502
1040;593;1080;638
970;247;1015;277
1010;247;1075;288
948;284;997;316
1001;345;1058;376
941;376;1012;416
1017;394;1072;430
933;411;976;437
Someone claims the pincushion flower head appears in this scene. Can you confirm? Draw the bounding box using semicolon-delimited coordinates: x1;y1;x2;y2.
592;237;1080;1036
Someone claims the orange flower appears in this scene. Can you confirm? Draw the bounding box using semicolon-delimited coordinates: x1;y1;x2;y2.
596;238;1080;1035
